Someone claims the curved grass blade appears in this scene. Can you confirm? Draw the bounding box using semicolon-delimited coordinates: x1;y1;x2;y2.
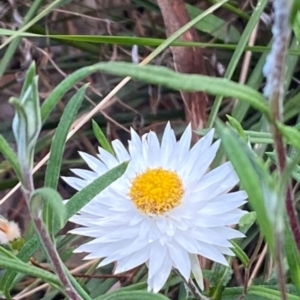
0;256;62;297
44;85;87;234
216;121;275;252
0;135;22;183
207;0;269;127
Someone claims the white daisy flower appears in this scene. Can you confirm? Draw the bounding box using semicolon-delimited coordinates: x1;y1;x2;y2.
63;123;247;293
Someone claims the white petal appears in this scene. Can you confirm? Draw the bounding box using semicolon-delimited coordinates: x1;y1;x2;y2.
201;191;247;215
114;246;150;273
94;225;140;243
148;254;172;293
148;242;167;279
70;168;98;181
177;123;192;157
168;243;191;280
146;131;161;167
118;238;148;256
161;122;176;167
156;217;167;234
175;232;201;253
193;214;229;227
130;127;142;150
201;161;234;183
215;245;235;256
97;147;119;168
182;140;221;180
62;176;87;190
196;242;228;266
80;240;132;258
195;173;239;200
147;224;161;243
218;209;247;225
111;139;130;162
128;140;144;165
138;219;153;239
190;254;204;290
178;129;215;178
192;228;232;247
212;227;245;239
79;151;106;174
70;227;106;238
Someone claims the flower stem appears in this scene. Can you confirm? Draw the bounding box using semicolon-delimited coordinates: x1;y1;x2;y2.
263;1;299;299
173;269;210;300
264;0;300;251
21;166;82;300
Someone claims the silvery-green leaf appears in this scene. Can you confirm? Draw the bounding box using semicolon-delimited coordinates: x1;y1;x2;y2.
10;62;41;172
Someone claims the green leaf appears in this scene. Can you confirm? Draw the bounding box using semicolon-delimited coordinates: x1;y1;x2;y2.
9;238;25;252
186;4;240;42
30;187;66;231
1;27;300;56
0;246;21;260
290;2;300;26
44;85;87;234
0;236;40;296
209;264;233;300
10;62;41;172
267;152;300;184
223;285;300;299
111;282;147;292
209;212;253;299
216;121;275;252
284;220;300;293
226;115;247;139
40;62;268;124
277;122;300;152
0;162;127;293
0;257;62;293
231;241;249;267
106;62;268;115
45;85;87;189
239;211;257;235
92;120;114;154
0;135;22;183
91;62;268;115
248;286;299;299
95;291;169;300
196;128;273;144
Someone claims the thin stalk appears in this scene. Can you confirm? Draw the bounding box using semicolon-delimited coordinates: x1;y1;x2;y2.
264;0;300;250
21;165;82;300
263;1;299;299
173;269;209;300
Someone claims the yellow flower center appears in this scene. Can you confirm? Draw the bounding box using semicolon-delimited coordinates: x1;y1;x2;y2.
129;168;184;215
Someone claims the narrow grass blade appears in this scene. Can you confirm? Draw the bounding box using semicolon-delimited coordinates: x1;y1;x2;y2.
207;0;269;127
0;135;22;183
92;120;114;154
217;122;275;252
